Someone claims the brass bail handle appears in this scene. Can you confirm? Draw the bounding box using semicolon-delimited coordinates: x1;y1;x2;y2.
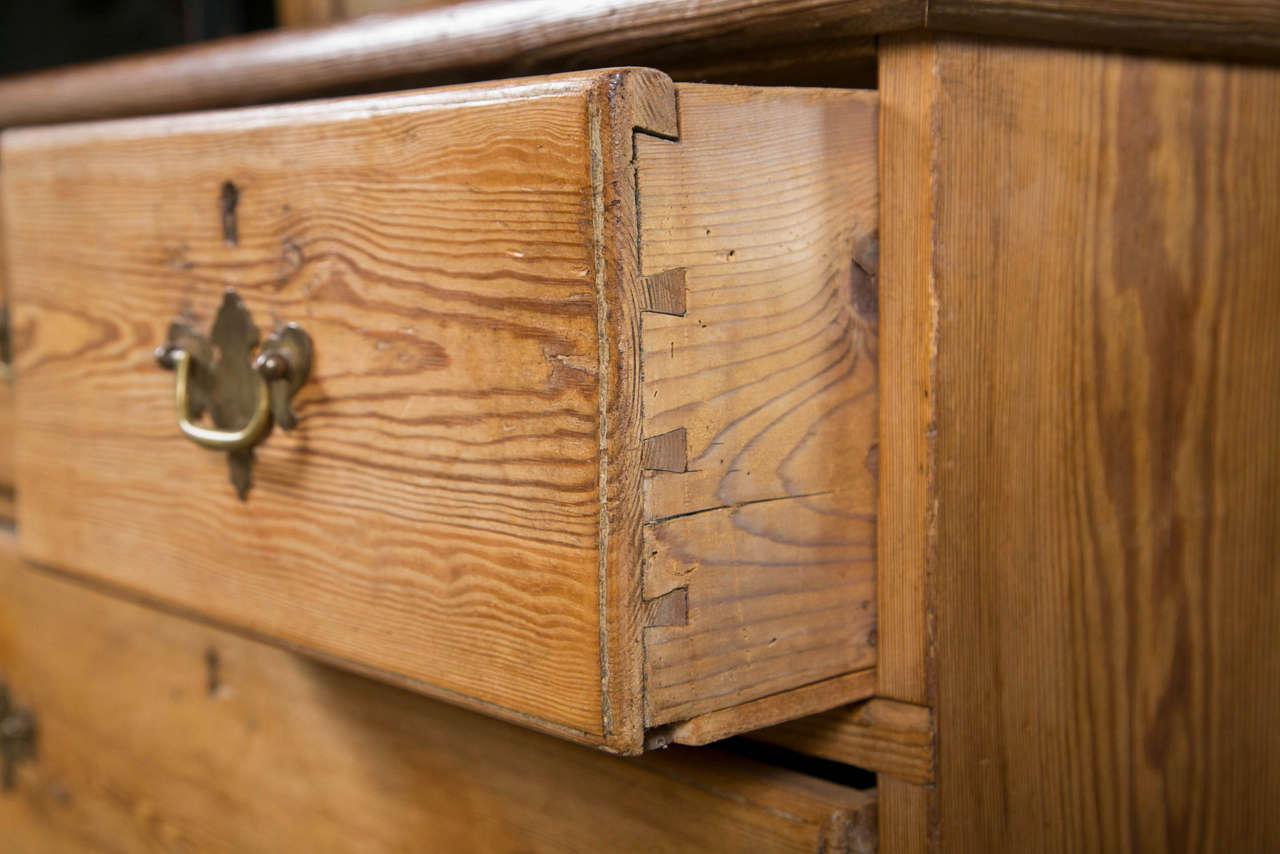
154;290;311;499
167;348;272;452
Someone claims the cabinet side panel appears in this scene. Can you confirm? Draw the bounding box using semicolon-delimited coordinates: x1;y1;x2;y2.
924;37;1280;853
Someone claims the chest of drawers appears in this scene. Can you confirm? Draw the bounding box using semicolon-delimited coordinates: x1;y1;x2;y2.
2;2;1279;851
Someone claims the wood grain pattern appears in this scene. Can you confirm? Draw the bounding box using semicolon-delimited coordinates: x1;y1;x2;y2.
875;35;936;709
751;698;934;784
640;268;687;316
1;0;1276;128
878;777;933;854
593;67;680;752
895;34;1280;853
641;427;688;472
666;669;877;746
638;85;879;725
3;69;674;749
3;70;880;751
0;0;909;128
0;537;878;854
930;0;1280;59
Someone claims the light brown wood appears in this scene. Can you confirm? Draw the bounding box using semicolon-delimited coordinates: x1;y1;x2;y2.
3;68;671;751
0;536;878;854
878;777;933;854
930;0;1280;59
875;35;936;709
2;71;879;751
666;669;877;747
1;0;1275;129
640;268;687;316
0;162;12;512
886;33;1280;853
277;0;468;26
276;0;342;27
751;698;934;785
592;65;679;757
638;84;879;725
641;428;688;473
0;1;908;128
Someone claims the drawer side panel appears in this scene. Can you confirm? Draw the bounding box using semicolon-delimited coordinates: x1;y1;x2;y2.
638;85;879;725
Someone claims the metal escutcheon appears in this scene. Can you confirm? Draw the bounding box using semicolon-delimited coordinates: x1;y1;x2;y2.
155;289;311;499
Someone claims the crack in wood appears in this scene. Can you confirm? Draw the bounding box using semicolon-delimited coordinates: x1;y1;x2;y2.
644;490;833;526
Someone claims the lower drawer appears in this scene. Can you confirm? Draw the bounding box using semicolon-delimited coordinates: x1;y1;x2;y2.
0;540;877;854
2;68;879;750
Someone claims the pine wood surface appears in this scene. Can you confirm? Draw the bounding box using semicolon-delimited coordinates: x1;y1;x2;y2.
3;69;668;747
3;70;879;751
594;69;681;753
0;1;907;128
0;538;878;854
878;777;933;854
666;669;878;747
891;34;1280;852
638;84;879;726
1;0;1276;128
750;698;934;785
874;35;936;709
930;0;1280;59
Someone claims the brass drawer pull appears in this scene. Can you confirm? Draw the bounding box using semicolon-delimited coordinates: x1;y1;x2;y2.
167;346;271;452
154;289;311;498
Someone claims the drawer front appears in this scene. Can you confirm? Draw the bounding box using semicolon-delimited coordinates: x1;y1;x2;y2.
3;70;649;744
0;539;877;854
2;69;879;751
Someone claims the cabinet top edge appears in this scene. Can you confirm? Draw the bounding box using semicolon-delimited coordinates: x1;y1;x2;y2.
0;0;1274;131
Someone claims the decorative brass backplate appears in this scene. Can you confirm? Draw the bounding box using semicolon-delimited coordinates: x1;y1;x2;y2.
156;290;311;499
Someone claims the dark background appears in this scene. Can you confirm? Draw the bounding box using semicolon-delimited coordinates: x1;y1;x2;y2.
0;0;276;76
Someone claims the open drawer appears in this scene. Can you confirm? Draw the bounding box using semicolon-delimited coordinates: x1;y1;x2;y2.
1;68;878;753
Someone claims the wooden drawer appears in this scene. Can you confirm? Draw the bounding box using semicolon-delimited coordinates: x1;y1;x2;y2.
1;68;878;753
0;535;877;853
